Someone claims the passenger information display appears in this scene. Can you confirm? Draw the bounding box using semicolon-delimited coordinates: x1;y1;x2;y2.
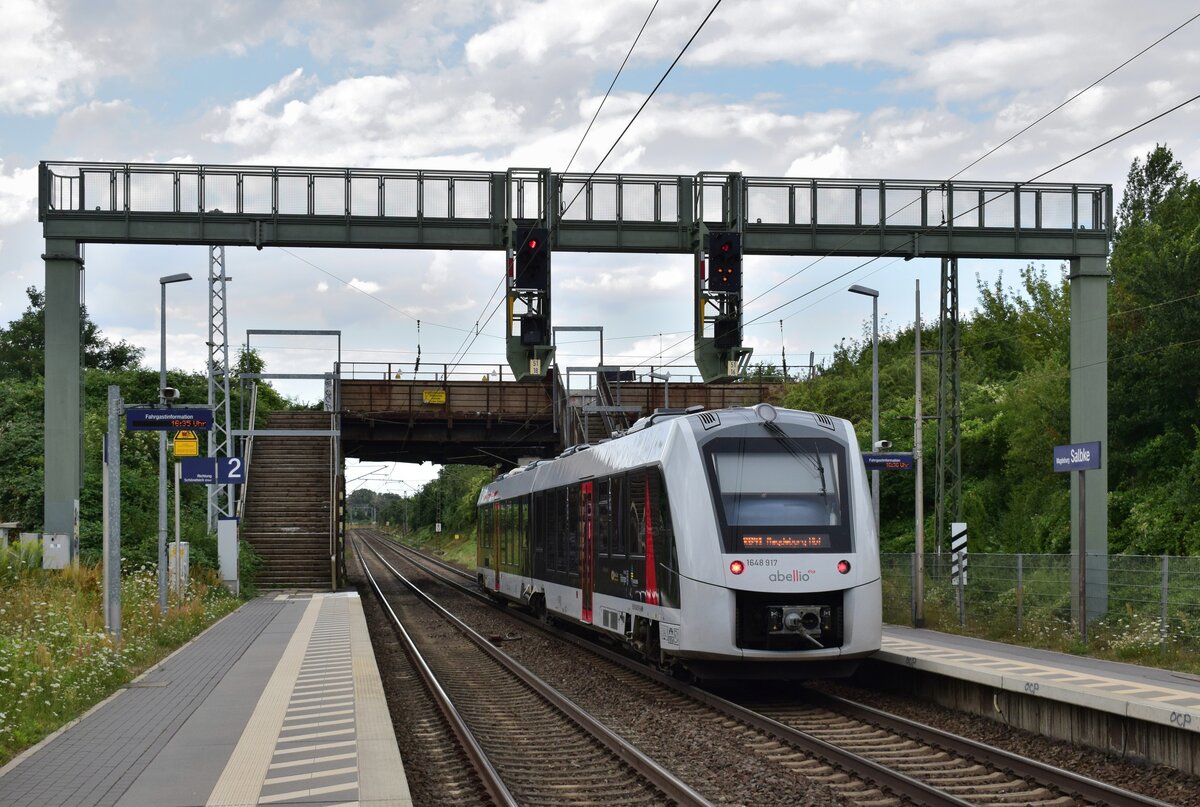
126;408;213;431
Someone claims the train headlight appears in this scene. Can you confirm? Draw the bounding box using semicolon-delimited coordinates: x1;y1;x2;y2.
753;402;777;423
837;560;851;574
730;560;746;575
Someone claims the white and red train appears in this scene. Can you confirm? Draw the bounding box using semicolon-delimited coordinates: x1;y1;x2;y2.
476;403;882;678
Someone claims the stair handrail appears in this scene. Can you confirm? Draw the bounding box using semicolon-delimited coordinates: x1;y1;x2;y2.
235;382;259;521
595;370;632;436
556;373;588;448
328;369;341;589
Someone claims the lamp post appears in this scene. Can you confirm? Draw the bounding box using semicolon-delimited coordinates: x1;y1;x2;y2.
158;272;192;613
848;284;880;536
649;370;671;408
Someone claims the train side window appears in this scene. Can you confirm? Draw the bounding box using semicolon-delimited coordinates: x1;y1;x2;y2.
611;473;627;557
596;478;610;556
554;485;568;574
521;499;530;555
628;470;648;556
545;492;557;572
567;485;580;573
500;502;508;565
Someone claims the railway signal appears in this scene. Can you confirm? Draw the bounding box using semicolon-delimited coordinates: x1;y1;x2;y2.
708;231;741;292
514;226;550;290
714;314;740;349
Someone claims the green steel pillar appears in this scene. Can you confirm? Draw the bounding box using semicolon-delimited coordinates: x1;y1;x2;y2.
1069;255;1108;623
43;238;83;545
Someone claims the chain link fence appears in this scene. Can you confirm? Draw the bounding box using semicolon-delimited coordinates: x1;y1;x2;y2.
881;553;1200;655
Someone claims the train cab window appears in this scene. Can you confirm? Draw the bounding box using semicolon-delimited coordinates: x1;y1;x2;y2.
704;435;851;553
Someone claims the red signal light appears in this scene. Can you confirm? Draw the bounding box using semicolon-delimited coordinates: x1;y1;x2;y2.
721;242;730;252
730;560;745;575
837;560;851;574
528;239;538;250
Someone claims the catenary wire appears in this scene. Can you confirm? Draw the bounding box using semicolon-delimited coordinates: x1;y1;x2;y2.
560;0;724;220
563;0;661;175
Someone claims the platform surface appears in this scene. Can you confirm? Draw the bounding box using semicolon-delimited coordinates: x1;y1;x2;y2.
880;625;1200;734
0;592;411;807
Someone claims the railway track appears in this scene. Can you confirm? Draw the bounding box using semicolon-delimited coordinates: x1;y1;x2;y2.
351;529;707;806
357;528;1175;807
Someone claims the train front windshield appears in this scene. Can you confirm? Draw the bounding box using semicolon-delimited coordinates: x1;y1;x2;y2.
704;434;852;553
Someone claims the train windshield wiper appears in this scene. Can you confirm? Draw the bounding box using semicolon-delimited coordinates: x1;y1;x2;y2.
762;421;827;497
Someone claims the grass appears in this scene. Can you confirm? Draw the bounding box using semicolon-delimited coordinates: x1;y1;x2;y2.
887;579;1200;675
0;546;242;765
362;523;477;568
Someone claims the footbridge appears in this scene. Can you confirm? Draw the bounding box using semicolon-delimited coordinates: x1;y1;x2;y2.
339;362;774;466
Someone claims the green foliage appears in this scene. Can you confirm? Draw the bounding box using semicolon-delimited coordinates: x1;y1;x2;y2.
352;465;495;545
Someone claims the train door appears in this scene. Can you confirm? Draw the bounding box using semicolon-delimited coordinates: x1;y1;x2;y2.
493;502;501;591
580;481;594;623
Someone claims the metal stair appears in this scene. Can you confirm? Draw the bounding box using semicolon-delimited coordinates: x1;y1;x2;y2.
240;411;336;590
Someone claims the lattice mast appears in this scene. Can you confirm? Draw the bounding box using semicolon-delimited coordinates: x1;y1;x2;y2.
935;257;962;555
207;246;233;531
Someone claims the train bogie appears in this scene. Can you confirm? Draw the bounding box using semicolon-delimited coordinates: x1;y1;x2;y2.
477;403;883;678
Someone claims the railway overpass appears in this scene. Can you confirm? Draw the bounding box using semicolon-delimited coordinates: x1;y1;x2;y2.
338;363;775;465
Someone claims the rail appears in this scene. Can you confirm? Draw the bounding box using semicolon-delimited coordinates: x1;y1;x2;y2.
354;531;710;806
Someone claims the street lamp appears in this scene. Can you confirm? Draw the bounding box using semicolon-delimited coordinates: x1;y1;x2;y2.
848;284;880;536
649;370;671;408
158;272;192;613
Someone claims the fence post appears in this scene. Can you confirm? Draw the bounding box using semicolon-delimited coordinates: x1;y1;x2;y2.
1016;553;1023;634
911;552;918;627
1160;554;1169;650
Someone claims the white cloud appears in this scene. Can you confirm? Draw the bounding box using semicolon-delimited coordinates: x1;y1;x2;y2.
348;277;381;294
0;161;38;226
0;0;94;114
316;281;329;292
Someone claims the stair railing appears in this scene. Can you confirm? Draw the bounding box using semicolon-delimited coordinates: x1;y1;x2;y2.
328;367;342;589
235;382;259;521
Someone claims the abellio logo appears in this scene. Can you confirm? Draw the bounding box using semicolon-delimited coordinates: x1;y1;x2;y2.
769;569;816;582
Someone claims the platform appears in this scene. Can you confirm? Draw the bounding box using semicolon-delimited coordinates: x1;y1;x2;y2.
869;625;1200;772
0;592;412;807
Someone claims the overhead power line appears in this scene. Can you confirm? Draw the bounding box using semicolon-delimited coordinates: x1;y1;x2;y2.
561;0;724;219
563;0;661;175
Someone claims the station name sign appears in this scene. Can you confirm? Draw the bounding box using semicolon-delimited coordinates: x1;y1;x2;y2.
126;408;213;431
1052;441;1101;472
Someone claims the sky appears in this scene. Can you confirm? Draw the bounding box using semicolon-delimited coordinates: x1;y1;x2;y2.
3;0;1199;495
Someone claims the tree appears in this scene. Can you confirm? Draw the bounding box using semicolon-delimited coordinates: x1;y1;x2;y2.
0;287;143;379
1107;145;1200;552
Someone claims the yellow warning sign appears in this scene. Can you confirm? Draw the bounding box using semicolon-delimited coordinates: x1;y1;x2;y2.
173;430;200;457
422;389;446;405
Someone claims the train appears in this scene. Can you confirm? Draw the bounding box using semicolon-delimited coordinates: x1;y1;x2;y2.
474;402;882;678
